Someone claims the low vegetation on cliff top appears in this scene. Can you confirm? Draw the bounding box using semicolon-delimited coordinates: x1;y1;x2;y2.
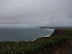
0;29;72;54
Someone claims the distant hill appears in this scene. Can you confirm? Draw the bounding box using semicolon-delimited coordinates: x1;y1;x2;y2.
40;26;72;29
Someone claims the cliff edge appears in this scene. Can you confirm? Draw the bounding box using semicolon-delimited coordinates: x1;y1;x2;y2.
51;29;72;36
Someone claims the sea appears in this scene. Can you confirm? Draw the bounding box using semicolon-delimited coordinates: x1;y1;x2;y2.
0;27;54;41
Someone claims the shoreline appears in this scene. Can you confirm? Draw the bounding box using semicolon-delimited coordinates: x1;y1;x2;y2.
0;29;72;54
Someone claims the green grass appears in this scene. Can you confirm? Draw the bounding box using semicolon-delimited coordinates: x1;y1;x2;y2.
0;29;72;54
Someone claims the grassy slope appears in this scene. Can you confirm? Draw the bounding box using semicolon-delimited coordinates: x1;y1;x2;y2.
0;29;72;54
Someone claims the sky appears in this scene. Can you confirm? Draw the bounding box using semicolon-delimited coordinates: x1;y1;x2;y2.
0;0;72;26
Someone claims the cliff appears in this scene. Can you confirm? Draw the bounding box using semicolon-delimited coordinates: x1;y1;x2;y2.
35;29;72;54
51;29;67;36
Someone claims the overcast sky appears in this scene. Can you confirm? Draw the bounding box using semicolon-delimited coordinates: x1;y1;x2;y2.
0;0;72;26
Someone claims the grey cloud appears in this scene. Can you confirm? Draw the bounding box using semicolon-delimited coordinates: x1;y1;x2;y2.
0;0;72;26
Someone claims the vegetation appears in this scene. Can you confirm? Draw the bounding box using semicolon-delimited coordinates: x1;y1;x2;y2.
0;29;72;54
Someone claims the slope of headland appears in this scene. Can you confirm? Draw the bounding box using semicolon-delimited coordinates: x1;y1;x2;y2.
0;29;72;54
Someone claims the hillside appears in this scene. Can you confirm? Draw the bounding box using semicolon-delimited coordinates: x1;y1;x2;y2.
0;29;72;54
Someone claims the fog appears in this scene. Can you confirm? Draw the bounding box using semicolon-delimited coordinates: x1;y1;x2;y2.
0;0;72;26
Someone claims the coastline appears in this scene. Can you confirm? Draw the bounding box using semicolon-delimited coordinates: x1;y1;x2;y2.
0;29;72;54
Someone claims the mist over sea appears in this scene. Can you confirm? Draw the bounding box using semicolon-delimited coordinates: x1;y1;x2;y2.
0;26;54;41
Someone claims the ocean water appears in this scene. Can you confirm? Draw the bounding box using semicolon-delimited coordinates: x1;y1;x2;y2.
0;28;54;41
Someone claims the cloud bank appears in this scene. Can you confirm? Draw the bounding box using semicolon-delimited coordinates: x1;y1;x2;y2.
0;0;72;26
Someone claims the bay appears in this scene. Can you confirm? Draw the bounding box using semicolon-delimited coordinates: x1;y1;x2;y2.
0;28;54;41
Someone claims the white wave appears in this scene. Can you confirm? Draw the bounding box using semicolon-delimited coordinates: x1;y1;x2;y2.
44;34;51;37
